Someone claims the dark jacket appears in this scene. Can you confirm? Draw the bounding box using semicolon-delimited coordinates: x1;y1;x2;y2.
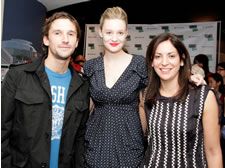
1;56;90;168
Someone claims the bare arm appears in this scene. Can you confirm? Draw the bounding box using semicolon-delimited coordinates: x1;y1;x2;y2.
203;90;223;168
139;89;148;136
89;97;95;114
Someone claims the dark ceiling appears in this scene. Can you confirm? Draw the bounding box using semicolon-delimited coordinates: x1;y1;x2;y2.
47;0;225;54
48;0;224;24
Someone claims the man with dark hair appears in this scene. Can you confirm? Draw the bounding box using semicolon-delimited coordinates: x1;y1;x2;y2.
1;12;90;168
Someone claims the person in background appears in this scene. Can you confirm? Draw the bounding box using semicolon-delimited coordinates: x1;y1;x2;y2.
1;12;90;168
193;53;212;83
143;33;222;167
208;73;225;106
191;64;205;78
216;62;225;167
217;62;225;85
71;54;86;73
191;64;207;85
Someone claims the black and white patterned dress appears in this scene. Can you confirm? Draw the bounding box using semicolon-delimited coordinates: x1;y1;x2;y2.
143;85;211;168
84;55;148;167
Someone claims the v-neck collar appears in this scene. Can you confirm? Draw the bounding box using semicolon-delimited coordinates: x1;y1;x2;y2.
101;55;134;90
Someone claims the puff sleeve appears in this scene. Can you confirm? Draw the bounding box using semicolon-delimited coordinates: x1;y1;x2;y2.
132;55;148;89
83;59;95;77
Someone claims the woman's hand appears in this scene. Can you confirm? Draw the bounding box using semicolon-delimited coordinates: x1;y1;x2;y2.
190;74;207;86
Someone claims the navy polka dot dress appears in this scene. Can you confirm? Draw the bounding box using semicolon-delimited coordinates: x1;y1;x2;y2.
84;55;148;168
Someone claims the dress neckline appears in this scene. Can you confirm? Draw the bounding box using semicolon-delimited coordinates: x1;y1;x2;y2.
101;55;134;90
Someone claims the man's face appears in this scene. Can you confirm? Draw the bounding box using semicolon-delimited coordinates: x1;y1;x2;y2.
43;18;78;60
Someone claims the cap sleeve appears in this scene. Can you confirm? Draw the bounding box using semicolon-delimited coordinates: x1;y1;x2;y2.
132;55;148;88
83;59;95;77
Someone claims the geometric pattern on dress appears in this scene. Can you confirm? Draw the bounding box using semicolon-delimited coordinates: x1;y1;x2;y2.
163;102;170;168
183;95;190;168
145;85;209;168
192;85;205;168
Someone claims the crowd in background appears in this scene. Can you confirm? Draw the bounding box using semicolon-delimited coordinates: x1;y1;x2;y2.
191;54;225;167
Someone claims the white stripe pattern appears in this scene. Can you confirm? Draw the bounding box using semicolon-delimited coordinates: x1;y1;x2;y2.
171;102;177;168
155;102;164;167
192;86;205;168
183;95;189;168
145;85;209;167
177;103;182;168
163;103;170;168
148;101;160;167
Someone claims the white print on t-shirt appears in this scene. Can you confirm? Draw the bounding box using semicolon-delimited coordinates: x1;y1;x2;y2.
51;86;66;140
51;86;66;104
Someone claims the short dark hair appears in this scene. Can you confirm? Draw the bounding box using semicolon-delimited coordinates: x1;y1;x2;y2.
193;54;210;75
217;62;225;70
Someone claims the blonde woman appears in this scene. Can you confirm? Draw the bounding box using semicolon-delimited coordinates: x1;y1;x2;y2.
83;7;148;167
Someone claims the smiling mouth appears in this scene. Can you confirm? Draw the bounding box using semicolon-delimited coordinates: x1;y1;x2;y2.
160;68;171;73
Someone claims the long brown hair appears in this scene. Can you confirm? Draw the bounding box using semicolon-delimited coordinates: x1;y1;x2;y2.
145;33;191;107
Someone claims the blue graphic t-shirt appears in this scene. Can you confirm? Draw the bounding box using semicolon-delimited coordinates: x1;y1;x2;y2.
45;67;72;168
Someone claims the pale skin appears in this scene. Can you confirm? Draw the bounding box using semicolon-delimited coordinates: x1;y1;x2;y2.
203;91;223;168
43;18;78;74
152;40;222;167
99;18;131;89
89;18;131;112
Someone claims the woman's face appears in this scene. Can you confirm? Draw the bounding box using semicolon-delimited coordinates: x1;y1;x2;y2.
99;19;127;54
208;77;219;91
217;66;225;78
152;40;184;83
